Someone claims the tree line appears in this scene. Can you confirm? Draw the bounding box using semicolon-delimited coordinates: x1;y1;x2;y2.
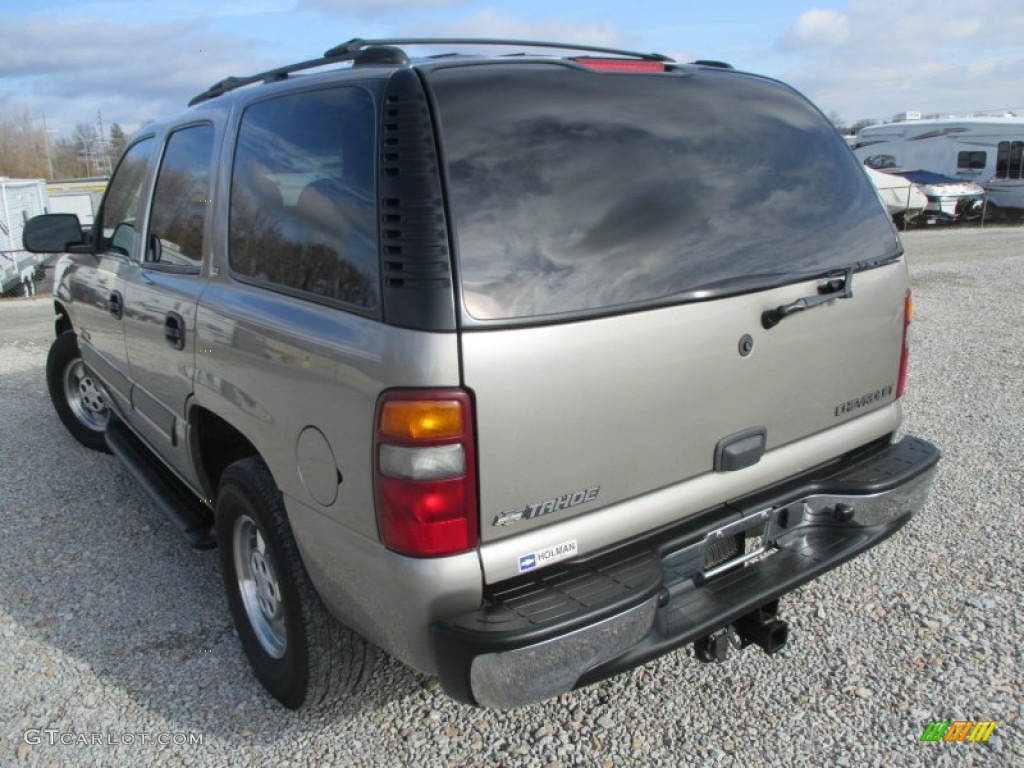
827;111;879;137
0;112;130;180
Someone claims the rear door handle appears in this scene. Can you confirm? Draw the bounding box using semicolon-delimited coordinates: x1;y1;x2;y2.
107;290;123;320
164;312;186;350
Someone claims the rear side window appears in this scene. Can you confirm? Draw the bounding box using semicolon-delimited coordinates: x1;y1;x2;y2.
430;65;898;322
147;124;214;267
996;141;1024;179
229;86;378;310
957;150;986;170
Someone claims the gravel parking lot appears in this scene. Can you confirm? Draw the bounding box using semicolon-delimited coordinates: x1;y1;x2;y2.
1;227;1021;767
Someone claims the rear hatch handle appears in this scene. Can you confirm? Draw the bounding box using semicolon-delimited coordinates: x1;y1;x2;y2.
761;266;853;329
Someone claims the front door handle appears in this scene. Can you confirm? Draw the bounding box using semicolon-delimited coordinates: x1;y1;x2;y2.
107;290;123;320
164;312;186;350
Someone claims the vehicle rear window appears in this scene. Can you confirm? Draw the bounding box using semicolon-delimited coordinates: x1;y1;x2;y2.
429;64;898;322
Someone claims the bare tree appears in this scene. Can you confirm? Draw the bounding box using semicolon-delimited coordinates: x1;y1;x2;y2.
0;111;51;178
0;113;142;180
52;137;89;178
847;118;878;137
110;123;128;164
827;110;848;134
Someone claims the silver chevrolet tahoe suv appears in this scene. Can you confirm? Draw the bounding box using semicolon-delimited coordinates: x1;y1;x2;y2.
24;38;940;710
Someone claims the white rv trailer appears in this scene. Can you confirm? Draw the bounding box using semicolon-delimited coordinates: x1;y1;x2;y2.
1;178;49;295
853;116;1024;211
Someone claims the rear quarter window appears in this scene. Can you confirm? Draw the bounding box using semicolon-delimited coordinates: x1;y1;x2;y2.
228;86;379;311
429;64;898;323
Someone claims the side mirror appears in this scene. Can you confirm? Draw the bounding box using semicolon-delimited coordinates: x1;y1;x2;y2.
22;213;86;253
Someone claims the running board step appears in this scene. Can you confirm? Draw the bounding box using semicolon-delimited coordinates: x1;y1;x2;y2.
105;416;216;549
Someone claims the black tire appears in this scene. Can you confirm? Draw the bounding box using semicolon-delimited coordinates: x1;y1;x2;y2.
45;331;110;452
216;457;375;710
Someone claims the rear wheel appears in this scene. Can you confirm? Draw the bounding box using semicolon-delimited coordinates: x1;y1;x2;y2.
215;457;375;709
46;331;110;452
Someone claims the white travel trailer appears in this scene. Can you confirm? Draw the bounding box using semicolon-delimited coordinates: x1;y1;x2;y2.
853;116;1024;212
1;178;49;295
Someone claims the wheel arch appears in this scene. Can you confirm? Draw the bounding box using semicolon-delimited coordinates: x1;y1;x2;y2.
188;404;262;500
54;300;72;337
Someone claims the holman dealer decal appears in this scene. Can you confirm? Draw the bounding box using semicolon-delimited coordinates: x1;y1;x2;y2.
518;539;579;573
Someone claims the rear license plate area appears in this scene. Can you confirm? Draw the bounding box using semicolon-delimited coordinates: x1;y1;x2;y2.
701;509;777;580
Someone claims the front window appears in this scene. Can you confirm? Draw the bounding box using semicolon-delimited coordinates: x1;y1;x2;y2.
98;138;155;257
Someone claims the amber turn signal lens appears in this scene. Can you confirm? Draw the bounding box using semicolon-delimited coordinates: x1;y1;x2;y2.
379;400;464;440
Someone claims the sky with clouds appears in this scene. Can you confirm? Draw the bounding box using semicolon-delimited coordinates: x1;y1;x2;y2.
1;0;1022;138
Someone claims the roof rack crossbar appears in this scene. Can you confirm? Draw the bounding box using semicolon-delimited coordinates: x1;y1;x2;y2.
324;37;673;63
188;37;675;107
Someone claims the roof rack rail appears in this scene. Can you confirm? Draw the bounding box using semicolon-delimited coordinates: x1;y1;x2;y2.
188;51;360;107
323;37;673;62
188;37;675;107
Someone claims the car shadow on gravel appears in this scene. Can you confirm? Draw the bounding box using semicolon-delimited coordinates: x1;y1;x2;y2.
0;356;433;744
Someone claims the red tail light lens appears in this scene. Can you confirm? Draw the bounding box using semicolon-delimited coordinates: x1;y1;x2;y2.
374;390;477;557
896;290;912;398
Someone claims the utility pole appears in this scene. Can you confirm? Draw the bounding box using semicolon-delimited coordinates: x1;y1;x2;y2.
41;112;55;180
97;111;112;176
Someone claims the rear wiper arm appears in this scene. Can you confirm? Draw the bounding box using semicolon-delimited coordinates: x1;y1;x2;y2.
761;267;853;329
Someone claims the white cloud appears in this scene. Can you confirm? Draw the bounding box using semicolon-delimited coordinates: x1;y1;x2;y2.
0;15;274;135
786;9;850;47
0;7;633;136
408;9;626;49
775;0;1024;119
298;0;471;11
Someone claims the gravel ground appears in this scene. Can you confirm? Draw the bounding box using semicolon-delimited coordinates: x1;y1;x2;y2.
1;227;1021;767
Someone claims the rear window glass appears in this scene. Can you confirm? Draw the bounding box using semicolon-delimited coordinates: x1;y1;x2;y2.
430;64;898;322
229;86;378;311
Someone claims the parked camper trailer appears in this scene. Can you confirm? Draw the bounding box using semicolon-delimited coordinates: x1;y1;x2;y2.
46;177;108;227
853;116;1024;213
1;178;49;296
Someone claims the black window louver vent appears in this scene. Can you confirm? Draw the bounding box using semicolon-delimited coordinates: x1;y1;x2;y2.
379;69;456;331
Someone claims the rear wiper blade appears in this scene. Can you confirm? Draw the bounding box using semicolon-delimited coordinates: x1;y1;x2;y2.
668;271;800;301
761;267;853;329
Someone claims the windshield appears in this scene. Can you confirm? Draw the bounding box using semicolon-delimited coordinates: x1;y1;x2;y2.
429;63;899;323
